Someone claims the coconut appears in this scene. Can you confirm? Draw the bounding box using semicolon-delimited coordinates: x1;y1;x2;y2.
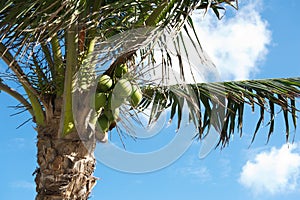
130;84;143;107
108;93;125;109
115;63;128;78
103;107;120;121
113;78;132;98
97;75;113;92
94;93;107;111
98;115;110;132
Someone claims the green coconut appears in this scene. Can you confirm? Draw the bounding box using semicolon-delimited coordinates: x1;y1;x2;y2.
108;93;125;109
130;84;143;107
94;93;107;111
98;115;110;132
113;78;132;98
115;63;128;78
103;108;120;121
97;75;113;92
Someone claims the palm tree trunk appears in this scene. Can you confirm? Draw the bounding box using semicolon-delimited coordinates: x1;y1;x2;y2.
35;114;97;199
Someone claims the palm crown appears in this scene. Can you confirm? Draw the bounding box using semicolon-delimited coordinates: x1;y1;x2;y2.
1;0;298;145
0;1;300;198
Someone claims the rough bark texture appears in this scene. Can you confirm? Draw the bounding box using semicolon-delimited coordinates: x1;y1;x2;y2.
35;98;97;200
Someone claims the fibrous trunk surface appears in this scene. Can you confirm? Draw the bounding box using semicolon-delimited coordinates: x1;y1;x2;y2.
35;114;97;199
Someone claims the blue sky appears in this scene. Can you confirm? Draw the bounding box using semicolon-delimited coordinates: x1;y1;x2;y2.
1;0;300;199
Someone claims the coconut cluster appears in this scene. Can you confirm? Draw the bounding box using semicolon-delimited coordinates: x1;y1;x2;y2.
94;63;143;139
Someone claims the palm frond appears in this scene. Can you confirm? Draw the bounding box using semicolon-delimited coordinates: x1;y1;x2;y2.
137;77;300;147
0;79;34;116
0;0;235;95
1;0;241;132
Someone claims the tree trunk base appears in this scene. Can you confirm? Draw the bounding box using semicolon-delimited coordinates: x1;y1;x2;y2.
35;124;97;200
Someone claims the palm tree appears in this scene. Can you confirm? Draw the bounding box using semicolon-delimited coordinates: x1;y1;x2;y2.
0;0;299;199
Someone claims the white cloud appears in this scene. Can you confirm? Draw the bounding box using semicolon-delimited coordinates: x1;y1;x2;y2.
192;0;271;80
239;143;300;195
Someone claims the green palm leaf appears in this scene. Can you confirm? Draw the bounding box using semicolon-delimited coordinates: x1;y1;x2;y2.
0;0;297;142
138;77;300;147
1;0;300;198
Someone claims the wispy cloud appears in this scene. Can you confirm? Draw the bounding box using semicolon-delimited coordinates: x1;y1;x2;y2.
9;138;26;149
177;165;211;183
239;143;300;195
219;158;232;178
176;155;211;183
192;0;271;80
10;180;35;190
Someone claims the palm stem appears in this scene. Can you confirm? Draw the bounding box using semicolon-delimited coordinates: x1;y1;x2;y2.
61;17;78;136
50;34;64;95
